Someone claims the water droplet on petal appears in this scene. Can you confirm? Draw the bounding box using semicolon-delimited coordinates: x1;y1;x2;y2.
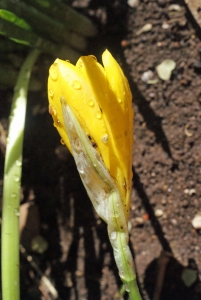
14;209;20;217
90;55;97;61
13;175;20;182
16;160;22;167
60;139;65;145
49;89;54;98
124;284;130;292
95;112;102;119
77;61;83;69
110;232;117;240
88;99;94;107
49;62;59;81
77;161;84;174
117;98;122;103
72;80;81;90
101;134;108;143
49;106;57;117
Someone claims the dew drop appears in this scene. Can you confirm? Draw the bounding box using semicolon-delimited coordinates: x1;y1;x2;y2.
49;89;54;98
49;106;57;117
95;112;102;120
77;61;83;69
49;62;59;81
77;161;84;174
110;232;117;240
14;209;20;217
72;80;81;90
13;175;20;182
124;284;130;292
10;193;17;198
90;55;97;61
16;160;22;167
60;139;65;145
88;99;94;107
101;134;108;144
117;98;122;103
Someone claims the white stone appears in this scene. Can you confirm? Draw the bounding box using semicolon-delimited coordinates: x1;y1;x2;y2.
155;209;163;217
192;214;201;229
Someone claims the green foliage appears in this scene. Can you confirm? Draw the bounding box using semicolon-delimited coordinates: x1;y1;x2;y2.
0;9;31;30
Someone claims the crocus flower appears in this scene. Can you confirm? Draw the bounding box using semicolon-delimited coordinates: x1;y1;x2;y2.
48;50;133;222
47;51;141;299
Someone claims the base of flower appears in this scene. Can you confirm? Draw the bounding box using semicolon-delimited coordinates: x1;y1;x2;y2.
108;191;142;300
125;280;142;300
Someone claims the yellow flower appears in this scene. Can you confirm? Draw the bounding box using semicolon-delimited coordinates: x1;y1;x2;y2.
48;50;133;221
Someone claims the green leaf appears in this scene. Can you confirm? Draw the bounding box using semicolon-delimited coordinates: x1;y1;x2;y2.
0;9;31;30
35;0;50;8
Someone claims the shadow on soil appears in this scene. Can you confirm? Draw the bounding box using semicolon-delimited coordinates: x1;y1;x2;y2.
144;255;201;300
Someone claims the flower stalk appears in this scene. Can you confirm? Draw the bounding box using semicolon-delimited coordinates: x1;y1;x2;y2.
1;47;40;300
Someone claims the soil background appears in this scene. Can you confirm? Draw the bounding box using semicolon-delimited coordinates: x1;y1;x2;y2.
1;0;201;299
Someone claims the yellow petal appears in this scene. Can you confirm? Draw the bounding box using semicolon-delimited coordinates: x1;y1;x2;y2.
75;50;133;220
48;58;110;168
102;50;133;220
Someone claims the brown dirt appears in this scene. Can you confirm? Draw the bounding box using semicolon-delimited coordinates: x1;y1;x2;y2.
1;0;201;299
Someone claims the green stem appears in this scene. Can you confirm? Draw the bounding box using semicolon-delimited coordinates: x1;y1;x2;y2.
126;280;142;300
109;191;142;300
1;48;40;300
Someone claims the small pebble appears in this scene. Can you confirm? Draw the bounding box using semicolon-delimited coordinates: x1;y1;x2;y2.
127;0;139;8
171;219;177;225
192;214;201;229
141;70;154;82
181;200;188;207
75;270;84;277
189;189;196;196
155;209;163;217
135;217;144;225
162;22;170;29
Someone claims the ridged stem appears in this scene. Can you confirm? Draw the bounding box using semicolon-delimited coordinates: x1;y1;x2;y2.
108;191;142;300
1;48;40;300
